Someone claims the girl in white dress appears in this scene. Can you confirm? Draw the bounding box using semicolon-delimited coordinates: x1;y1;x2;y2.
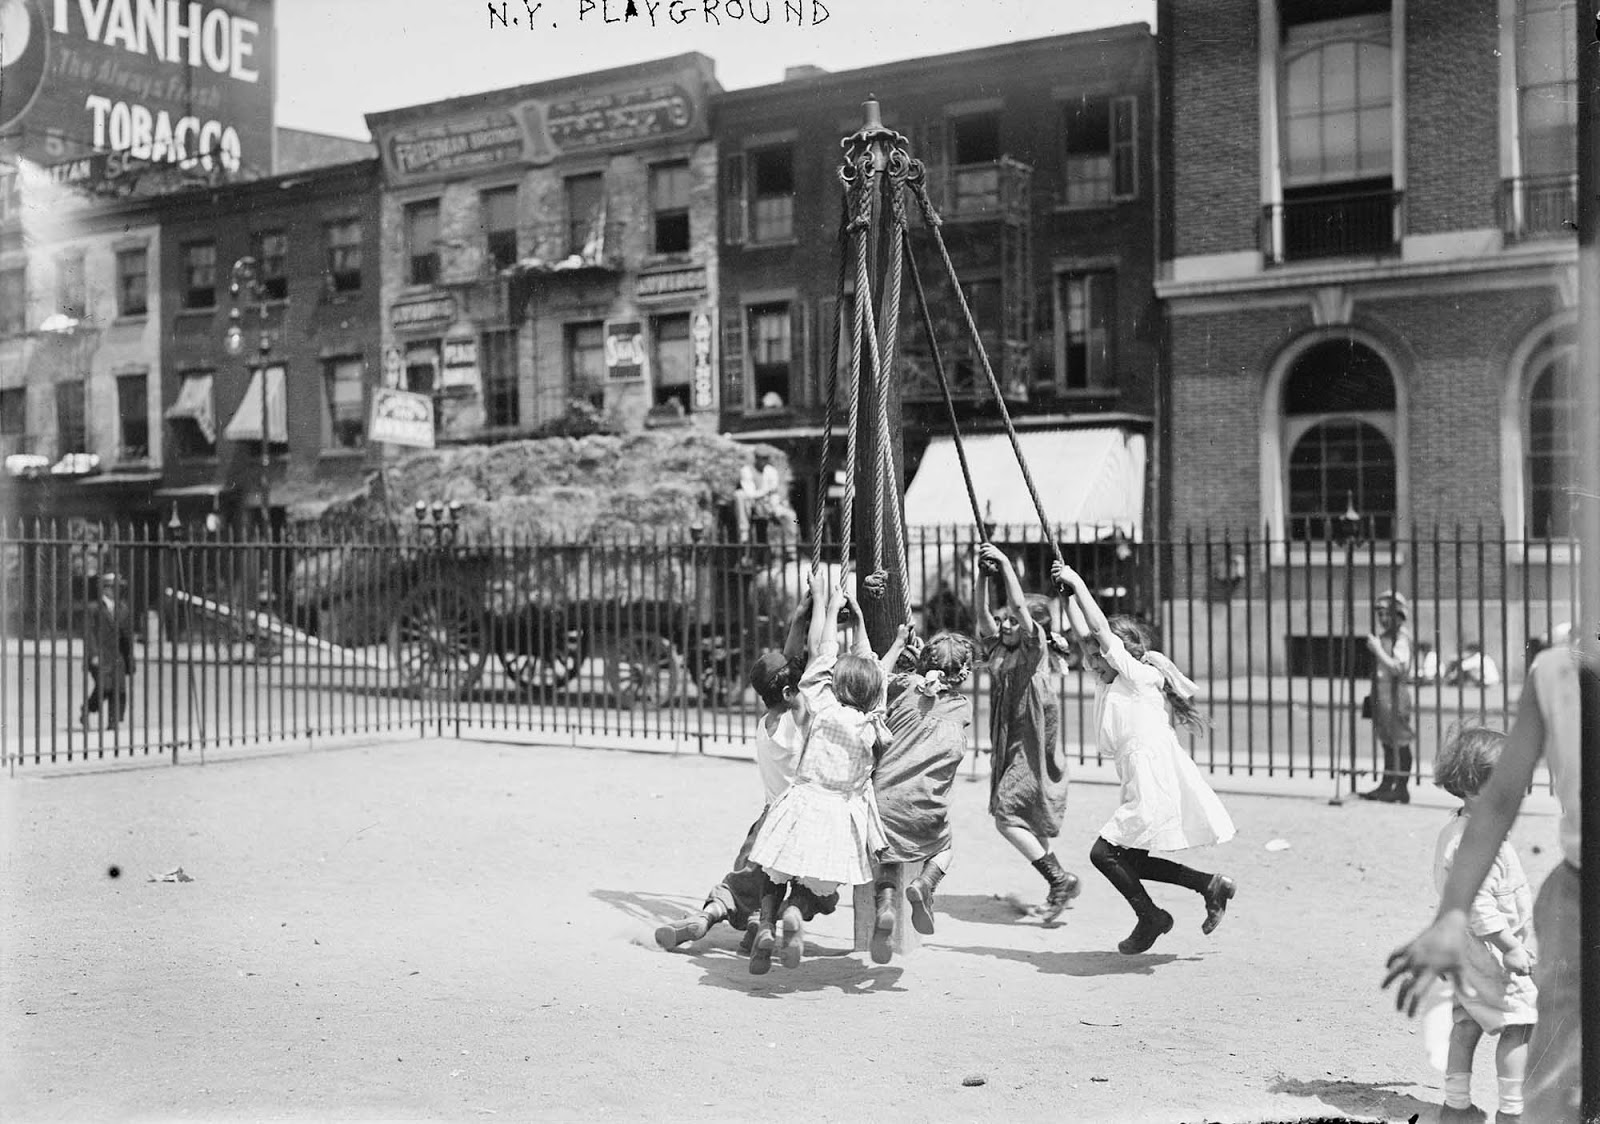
1052;561;1237;955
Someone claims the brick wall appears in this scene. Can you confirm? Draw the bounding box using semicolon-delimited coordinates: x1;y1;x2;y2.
1405;0;1502;235
1169;0;1259;257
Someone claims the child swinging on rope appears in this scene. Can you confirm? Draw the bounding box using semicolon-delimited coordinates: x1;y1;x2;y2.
745;581;889;974
976;543;1081;921
868;624;979;952
1052;560;1237;955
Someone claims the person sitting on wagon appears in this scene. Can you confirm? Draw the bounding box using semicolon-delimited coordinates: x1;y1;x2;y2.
735;453;782;547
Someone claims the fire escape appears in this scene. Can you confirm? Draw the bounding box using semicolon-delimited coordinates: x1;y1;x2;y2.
900;126;1034;406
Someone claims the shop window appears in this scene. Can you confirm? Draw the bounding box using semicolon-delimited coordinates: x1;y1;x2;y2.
405;200;440;286
116;374;148;461
55;380;86;455
251;230;288;300
650;162;692;254
565;174;605;258
565;321;606;408
749;148;794;243
324;219;363;293
481;187;519;271
404;340;441;396
322;357;366;450
55;251;85;320
651;314;693;412
481;328;520;428
183;241;217;310
116;249;148;317
0;268;24;335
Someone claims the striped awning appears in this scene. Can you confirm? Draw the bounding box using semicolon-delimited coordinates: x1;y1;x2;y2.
222;367;287;444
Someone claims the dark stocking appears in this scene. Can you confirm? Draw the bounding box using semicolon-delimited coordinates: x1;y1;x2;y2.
1090;837;1155;916
1124;848;1213;893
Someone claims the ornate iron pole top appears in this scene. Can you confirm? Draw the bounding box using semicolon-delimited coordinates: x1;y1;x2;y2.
839;96;912;189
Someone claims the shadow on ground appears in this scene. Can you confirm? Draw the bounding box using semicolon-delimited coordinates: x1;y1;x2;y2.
1269;1075;1438;1122
934;891;1061;927
934;943;1203;977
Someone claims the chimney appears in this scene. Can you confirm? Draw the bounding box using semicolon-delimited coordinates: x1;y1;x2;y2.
783;65;829;81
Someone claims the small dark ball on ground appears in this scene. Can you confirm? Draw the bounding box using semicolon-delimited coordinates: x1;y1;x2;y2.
107;865;121;879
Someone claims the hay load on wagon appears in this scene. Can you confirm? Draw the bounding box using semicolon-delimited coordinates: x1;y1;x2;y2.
288;432;804;703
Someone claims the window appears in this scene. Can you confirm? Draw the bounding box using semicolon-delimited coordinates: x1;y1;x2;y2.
565;174;605;258
325;219;363;293
481;187;519;271
1054;272;1116;392
55;252;85;320
252;231;287;300
116;373;148;461
55;380;86;455
1281;16;1392;187
322;357;366;450
182;241;217;309
404;341;441;396
0;388;25;435
1517;0;1577;177
480;328;520;428
1525;348;1576;539
116;249;147;317
651;314;693;412
0;268;24;335
950;112;1002;214
404;200;440;285
166;371;217;458
650;162;692;254
1060;96;1138;205
1281;339;1398;540
748;303;793;409
749;148;794;243
565;322;606;408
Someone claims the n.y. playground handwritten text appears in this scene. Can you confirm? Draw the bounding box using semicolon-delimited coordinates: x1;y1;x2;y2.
488;0;830;30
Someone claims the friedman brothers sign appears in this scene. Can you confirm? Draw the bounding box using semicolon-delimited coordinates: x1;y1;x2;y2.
0;0;275;188
378;64;709;185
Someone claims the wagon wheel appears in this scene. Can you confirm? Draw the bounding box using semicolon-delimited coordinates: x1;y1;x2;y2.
495;617;586;690
603;632;684;708
388;580;489;701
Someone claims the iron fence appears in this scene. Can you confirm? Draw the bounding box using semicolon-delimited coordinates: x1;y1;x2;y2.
1;520;1581;794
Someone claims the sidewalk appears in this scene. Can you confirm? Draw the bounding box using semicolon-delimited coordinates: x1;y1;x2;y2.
3;734;1564;1122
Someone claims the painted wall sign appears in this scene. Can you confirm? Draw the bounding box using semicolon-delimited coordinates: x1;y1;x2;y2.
692;310;715;412
0;0;275;194
604;321;646;382
374;64;708;184
391;296;456;330
443;339;478;368
369;388;436;448
637;266;707;299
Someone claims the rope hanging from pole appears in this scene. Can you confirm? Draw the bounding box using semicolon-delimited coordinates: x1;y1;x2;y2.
810;193;854;590
837;151;876;593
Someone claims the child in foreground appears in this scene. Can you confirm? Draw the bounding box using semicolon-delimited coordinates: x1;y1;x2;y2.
1428;725;1537;1124
1052;560;1237;955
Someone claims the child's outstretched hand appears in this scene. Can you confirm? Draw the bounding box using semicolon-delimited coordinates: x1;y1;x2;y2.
1503;944;1535;976
978;543;1007;572
1051;560;1081;590
1382;910;1472;1016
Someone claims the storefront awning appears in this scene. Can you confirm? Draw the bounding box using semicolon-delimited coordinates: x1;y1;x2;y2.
903;427;1147;541
164;373;217;445
222;367;287;444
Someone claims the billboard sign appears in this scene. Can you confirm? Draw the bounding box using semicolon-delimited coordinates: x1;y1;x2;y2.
604;321;646;382
0;0;275;189
369;388;436;449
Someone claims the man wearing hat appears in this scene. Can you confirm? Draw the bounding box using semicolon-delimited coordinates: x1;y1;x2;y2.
81;570;135;728
1362;590;1416;802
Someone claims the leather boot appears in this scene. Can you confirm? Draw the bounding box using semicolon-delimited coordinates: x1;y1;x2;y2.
870;872;899;965
1033;853;1081;923
748;882;783;975
1118;905;1175;955
654;901;728;950
1359;746;1395;800
906;863;948;936
778;897;805;970
1201;874;1236;935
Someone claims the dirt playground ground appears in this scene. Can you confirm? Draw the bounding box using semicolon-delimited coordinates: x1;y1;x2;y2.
0;736;1565;1123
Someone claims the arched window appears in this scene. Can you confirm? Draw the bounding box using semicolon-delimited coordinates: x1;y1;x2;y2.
1282;339;1398;540
1525;347;1577;539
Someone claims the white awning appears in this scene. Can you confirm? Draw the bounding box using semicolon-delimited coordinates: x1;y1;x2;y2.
903;427;1147;541
222;367;287;444
164;372;217;444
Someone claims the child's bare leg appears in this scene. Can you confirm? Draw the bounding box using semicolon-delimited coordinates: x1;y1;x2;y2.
907;849;952;936
1443;1012;1483;1111
996;819;1045;861
1493;1023;1530;1120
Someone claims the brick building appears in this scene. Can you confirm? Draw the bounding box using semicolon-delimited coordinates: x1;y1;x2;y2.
1155;0;1579;666
713;28;1158;548
156;158;384;526
364;55;722;443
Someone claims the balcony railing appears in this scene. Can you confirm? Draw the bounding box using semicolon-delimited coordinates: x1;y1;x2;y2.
1261;188;1404;265
944;157;1033;221
1498;174;1578;242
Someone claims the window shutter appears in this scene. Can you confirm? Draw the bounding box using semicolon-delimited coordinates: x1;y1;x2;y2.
816;296;838;401
1090;272;1117;388
1112;95;1138;200
790;301;810;407
722;153;747;246
721;307;746;412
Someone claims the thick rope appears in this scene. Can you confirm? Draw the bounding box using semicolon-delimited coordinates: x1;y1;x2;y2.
909;176;1063;567
810;193;853;588
839;158;876;591
862;171;911;605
